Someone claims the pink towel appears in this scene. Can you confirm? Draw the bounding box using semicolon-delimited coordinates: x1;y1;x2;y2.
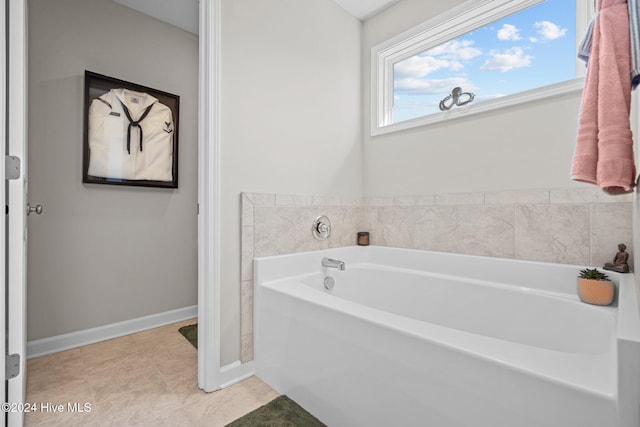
573;0;636;193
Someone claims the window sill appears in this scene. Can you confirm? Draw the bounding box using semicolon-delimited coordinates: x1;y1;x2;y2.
371;78;584;137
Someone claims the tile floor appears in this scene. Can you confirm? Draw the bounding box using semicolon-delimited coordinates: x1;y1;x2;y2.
24;318;280;426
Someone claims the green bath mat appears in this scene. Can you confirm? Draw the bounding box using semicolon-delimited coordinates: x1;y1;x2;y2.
225;395;326;427
178;323;198;349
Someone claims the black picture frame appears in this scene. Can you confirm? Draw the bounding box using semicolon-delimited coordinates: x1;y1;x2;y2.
83;70;180;188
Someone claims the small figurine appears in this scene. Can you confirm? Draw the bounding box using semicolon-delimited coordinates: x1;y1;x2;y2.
603;243;630;273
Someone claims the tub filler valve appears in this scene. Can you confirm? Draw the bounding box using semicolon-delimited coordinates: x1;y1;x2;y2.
322;257;345;270
312;215;331;240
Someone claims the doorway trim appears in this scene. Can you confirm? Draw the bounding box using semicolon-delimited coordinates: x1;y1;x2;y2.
198;0;222;392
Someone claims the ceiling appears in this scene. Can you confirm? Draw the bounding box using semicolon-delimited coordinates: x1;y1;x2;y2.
113;0;399;35
113;0;199;34
334;0;399;20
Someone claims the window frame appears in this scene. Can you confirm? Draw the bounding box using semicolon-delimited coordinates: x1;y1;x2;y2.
371;0;595;136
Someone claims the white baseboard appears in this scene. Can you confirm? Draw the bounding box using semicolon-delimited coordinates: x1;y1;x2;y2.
27;305;198;359
219;360;255;389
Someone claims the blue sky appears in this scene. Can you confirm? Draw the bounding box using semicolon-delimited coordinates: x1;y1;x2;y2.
393;0;576;123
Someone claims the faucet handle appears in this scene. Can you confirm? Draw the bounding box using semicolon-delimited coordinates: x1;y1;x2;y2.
312;215;331;240
317;222;330;233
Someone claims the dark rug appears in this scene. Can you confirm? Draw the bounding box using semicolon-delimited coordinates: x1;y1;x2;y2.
226;395;326;427
178;323;198;349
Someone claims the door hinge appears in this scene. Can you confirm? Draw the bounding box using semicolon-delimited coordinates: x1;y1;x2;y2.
6;354;20;379
5;155;21;180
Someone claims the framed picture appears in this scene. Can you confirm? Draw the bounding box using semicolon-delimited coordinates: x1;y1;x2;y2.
83;70;180;188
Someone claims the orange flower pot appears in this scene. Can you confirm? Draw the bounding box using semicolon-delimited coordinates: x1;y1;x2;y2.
577;278;615;306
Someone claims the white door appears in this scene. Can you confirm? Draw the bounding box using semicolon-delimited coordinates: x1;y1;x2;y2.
6;1;28;426
0;0;7;425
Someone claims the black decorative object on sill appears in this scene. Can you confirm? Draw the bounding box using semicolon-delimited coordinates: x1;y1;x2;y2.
439;87;475;111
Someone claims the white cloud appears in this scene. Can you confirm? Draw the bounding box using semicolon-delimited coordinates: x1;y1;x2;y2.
534;21;567;40
393;39;482;94
394;77;476;95
424;39;482;61
449;61;464;71
480;47;533;72
529;36;539;43
497;24;521;41
394;55;451;78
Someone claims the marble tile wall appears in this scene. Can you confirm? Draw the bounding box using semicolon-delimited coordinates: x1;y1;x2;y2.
240;193;364;361
240;188;633;361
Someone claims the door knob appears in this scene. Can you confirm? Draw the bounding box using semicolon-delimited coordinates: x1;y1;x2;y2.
27;203;43;215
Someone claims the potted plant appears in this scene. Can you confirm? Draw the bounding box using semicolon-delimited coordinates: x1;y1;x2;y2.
577;268;615;306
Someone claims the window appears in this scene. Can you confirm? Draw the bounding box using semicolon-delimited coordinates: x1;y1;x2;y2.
371;0;594;135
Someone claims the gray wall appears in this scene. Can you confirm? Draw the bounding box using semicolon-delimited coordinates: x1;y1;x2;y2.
27;0;198;340
362;0;589;195
220;0;363;364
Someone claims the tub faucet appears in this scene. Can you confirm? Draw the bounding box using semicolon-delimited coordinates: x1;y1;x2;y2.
322;257;345;270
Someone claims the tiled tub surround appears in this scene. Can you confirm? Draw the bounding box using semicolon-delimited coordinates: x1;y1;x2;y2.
240;188;633;361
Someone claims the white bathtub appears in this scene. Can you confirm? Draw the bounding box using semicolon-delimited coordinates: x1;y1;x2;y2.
254;246;640;427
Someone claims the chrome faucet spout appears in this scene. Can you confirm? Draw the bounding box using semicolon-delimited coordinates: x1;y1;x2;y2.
322;257;345;270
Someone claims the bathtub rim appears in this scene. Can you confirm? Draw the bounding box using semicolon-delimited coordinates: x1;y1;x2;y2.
255;245;625;294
